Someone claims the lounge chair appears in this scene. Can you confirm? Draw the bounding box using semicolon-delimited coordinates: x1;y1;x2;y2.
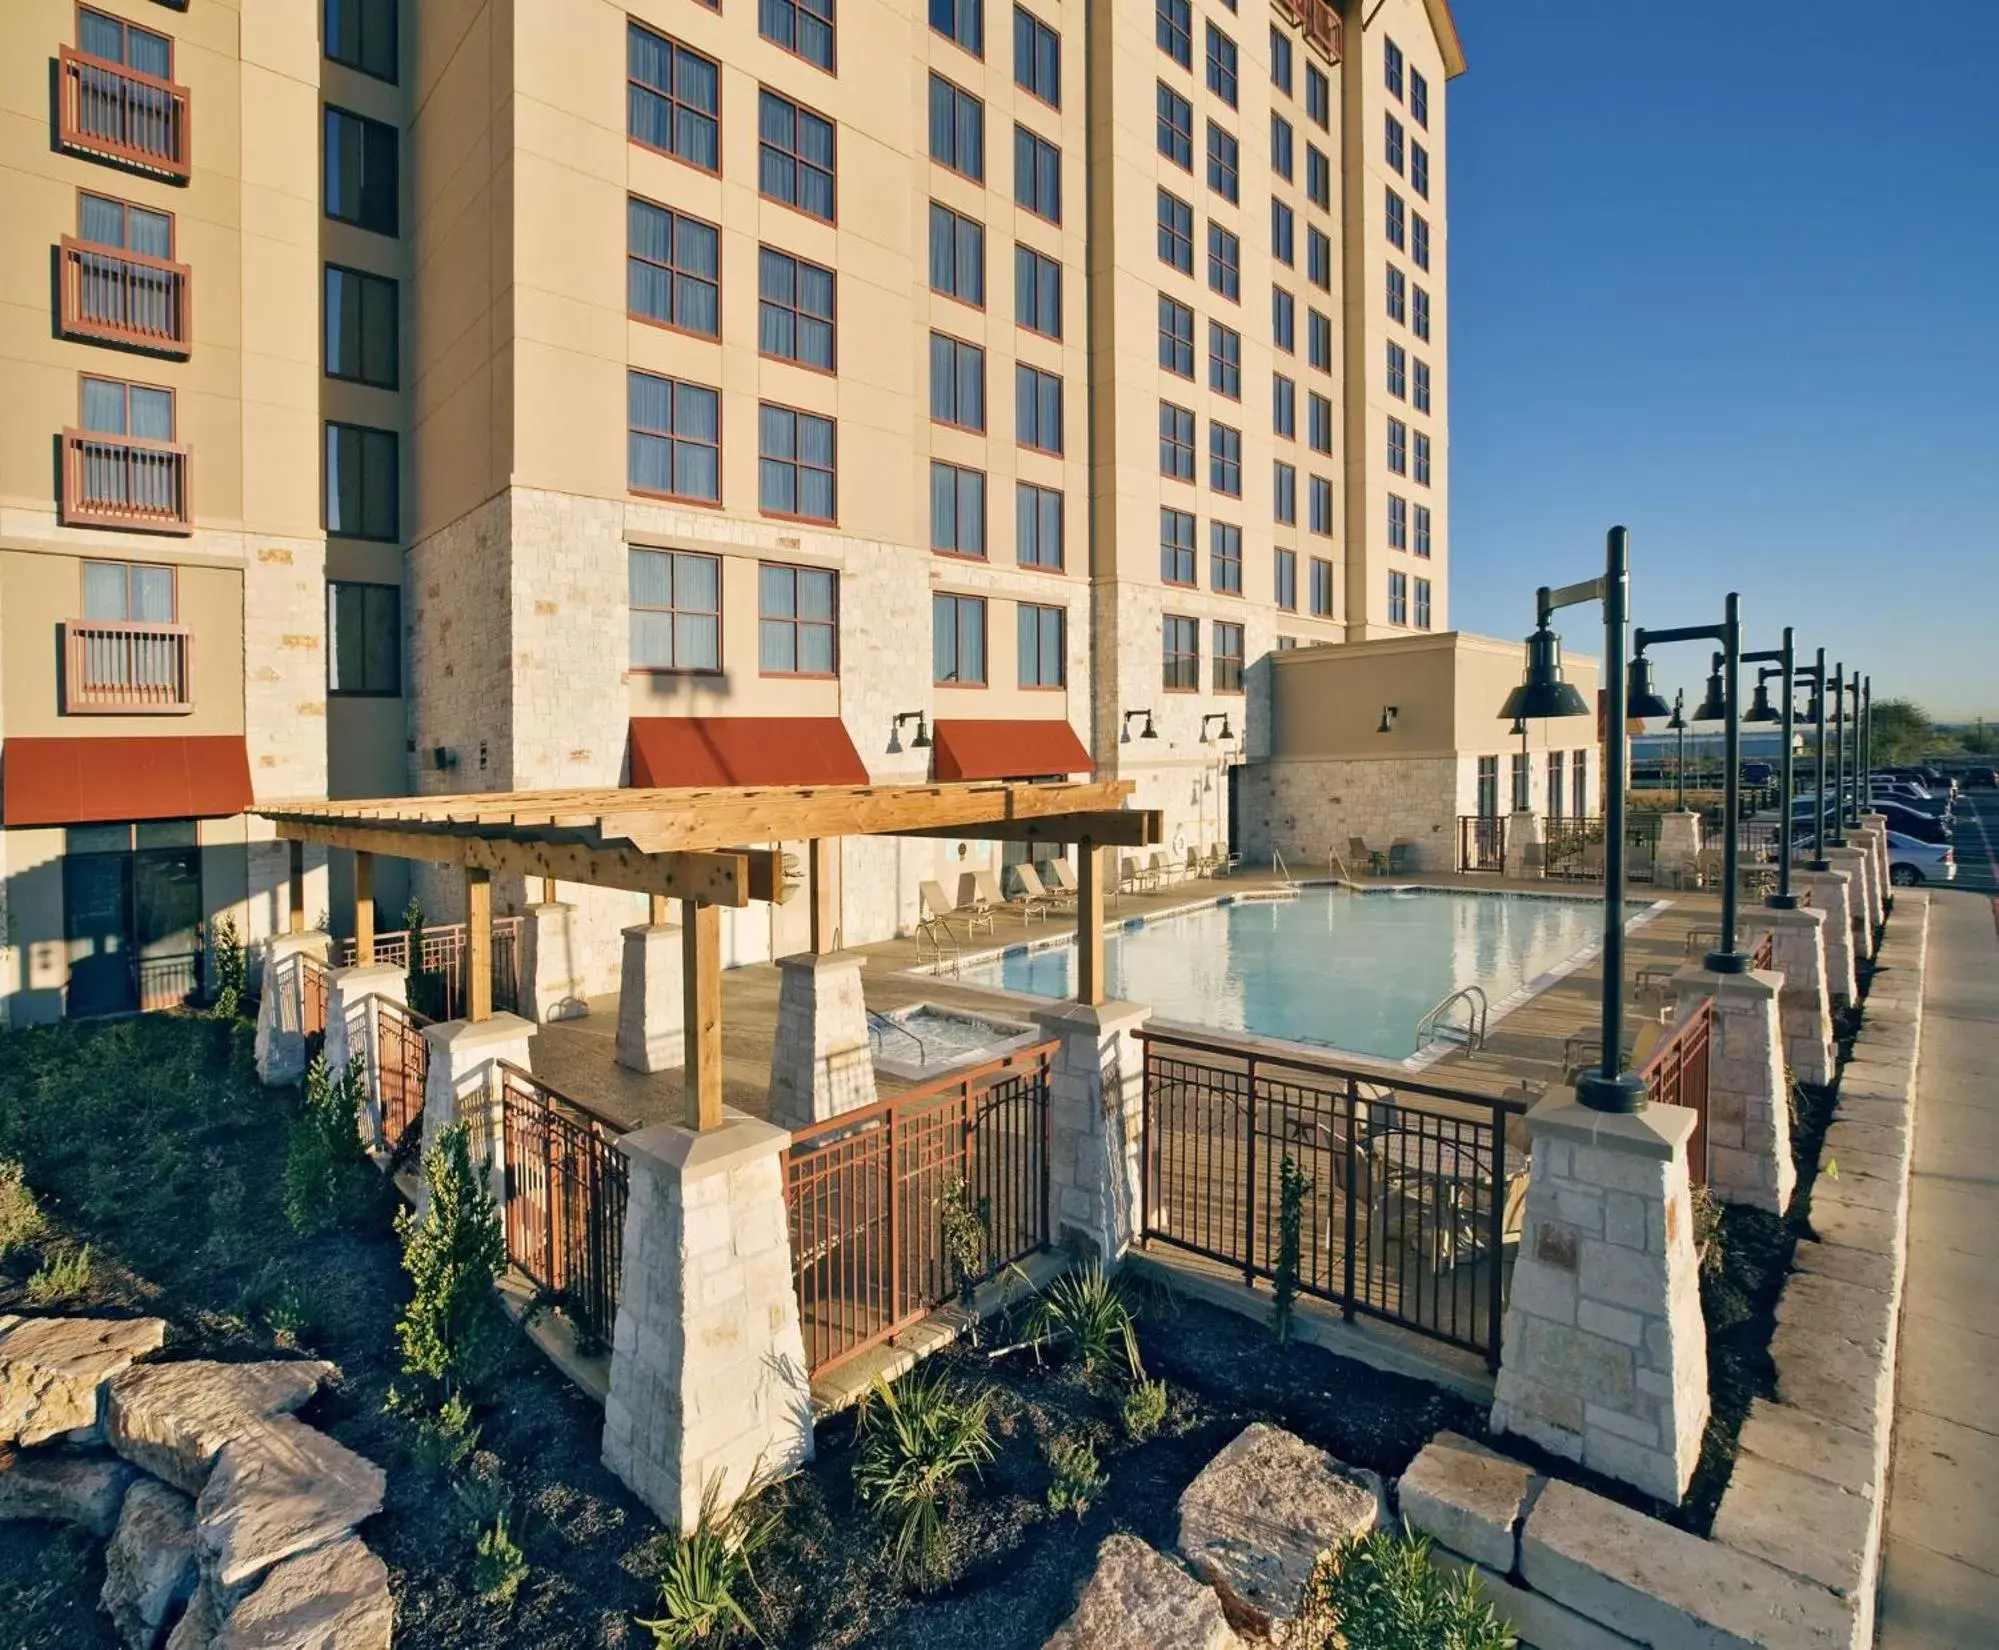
1014;863;1074;924
1048;857;1078;894
1349;835;1386;876
918;879;990;951
1147;851;1175;889
1119;856;1156;896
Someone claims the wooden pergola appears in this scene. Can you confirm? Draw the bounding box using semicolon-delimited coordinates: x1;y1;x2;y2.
259;780;1161;1129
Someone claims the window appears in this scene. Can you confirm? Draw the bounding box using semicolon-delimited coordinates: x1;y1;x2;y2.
80;9;170;77
1547;751;1565;821
1276;636;1297;651
1158;189;1194;272
1273;460;1296;525
1156;0;1191;68
760;90;836;221
1016;364;1063;453
1309;476;1333;536
1211;423;1242;495
931;0;983;55
1414;431;1432;486
1211;521;1242;593
1017;481;1064;569
1014;245;1063;339
758;403;836;522
1014;6;1060;105
627;200;718;341
1209;322;1241;397
1477;756;1499;819
1015;125;1062;220
1386;341;1407;399
1387;417;1408;475
1207;223;1240;299
1414;359;1431;413
1414;503;1432;557
929;202;986;305
1413;285;1431;341
1512;752;1531;812
83;558;173;623
630;548;720;671
757;248;837;372
324;422;397;539
1411;68;1429;128
1412;213;1430;271
760;563;838;675
762;0;835;71
1270;25;1293;95
931;461;987;557
1160;404;1195;480
1385;113;1405;175
1387;264;1407;323
1573;750;1590;817
933;593;987;684
1388;492;1407;548
929;74;985;180
324;107;397;235
1274;547;1298;609
1160;506;1196;582
628;370;720;502
930;333;986;431
1305;63;1328;128
1384;36;1404;100
1306;145;1330;210
1388;569;1408;626
1018;603;1065;687
1411;142;1429;200
1306;227;1331;290
1159;295;1195;377
1273;373;1296;439
1308;392;1332;453
1271;200;1294;265
327;580;399;695
1213;621;1245;692
1308;309;1332;371
325;264;398;387
325;0;397;82
1156;82;1193;167
1385;188;1405;250
1270;114;1293;179
78;192;171;260
1272;285;1295;351
1415;577;1433;631
1206;123;1239;203
1206;23;1238;105
1309;555;1334;614
1162;614;1199;690
628;26;719;172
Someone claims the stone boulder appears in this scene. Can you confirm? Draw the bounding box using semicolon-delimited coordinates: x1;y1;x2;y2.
103;1477;198;1649
214;1533;393;1649
0;1447;137;1535
1043;1533;1242;1650
196;1416;386;1597
107;1360;334;1495
0;1315;167;1445
1176;1423;1383;1639
164;1581;224;1650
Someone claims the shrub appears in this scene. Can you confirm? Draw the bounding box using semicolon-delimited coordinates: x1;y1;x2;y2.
1271;1153;1310;1346
1044;1432;1106;1521
399;1387;483;1473
0;1158;47;1259
282;1054;376;1237
1690;1184;1725;1281
1022;1263;1142;1383
239;1261;318;1349
852;1366;996;1588
27;1243;92;1305
1119;1377;1169;1443
637;1477;779;1648
456;1472;529;1608
937;1175;990;1307
1293;1526;1514;1650
207;915;247;1020
395;1122;511;1396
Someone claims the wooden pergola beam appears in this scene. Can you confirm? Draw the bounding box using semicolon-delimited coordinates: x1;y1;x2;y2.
466;867;492;1022
1077;842;1106;1007
892;811;1161;847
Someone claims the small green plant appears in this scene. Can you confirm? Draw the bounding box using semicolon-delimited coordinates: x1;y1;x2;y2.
1044;1432;1106;1521
1022;1263;1142;1382
1293;1526;1515;1650
27;1243;92;1305
400;1387;483;1473
637;1476;779;1648
937;1176;990;1307
0;1158;48;1259
454;1471;529;1608
395;1122;511;1397
1119;1377;1169;1443
852;1366;996;1589
207;915;247;1019
1271;1153;1310;1346
1690;1183;1725;1282
282;1054;375;1237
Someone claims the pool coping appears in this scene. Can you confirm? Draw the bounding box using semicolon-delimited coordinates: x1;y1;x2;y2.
899;880;1674;1073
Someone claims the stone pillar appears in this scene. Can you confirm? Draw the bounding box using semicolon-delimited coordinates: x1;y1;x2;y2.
1850;822;1888;930
1490;1099;1709;1505
524;901;588;1023
1824;846;1875;962
253;931;331;1086
418;1014;536;1215
1669;969;1795;1214
1763;906;1834;1089
323;963;408;1145
615;924;684;1074
1508;810;1543;878
602;1114;813;1529
1654;811;1704;889
766;952;877;1133
1857;812;1890;897
1033;1000;1149;1263
1796;869;1857;1007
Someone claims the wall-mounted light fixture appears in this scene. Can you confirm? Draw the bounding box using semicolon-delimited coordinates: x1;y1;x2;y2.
1121;708;1159;743
1377;705;1399;735
1199;712;1235;745
432;747;458;772
887;710;931;754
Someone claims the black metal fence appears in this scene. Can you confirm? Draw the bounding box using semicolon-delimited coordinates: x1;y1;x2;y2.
1457;814;1506;874
1137;1029;1528;1366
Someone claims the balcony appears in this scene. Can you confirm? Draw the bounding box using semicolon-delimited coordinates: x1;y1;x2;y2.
57;45;191;181
1304;0;1343;63
59;238;191;356
61;620;194;715
61;430;191;534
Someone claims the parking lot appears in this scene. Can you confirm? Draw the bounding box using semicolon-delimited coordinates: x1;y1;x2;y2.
1945;785;1999;896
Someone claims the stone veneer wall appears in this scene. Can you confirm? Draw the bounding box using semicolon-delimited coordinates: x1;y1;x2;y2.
1236;755;1464;873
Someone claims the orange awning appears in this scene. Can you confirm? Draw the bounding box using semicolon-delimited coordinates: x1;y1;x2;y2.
2;735;254;827
628;717;870;788
931;719;1094;782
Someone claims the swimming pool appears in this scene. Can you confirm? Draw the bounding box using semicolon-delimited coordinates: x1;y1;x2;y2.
948;887;1645;1063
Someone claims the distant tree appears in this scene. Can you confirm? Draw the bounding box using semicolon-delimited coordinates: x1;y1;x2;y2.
1869;698;1934;767
1960;722;1999;758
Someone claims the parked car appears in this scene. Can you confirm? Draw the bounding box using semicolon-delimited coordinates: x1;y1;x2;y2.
1959;767;1998;789
1869;782;1950;818
1790;797;1947;844
1885;832;1955;886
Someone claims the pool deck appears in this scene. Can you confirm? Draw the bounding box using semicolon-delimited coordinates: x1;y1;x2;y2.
524;867;1744;1129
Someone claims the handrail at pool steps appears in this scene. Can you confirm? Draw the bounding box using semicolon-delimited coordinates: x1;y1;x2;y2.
867;1007;927;1063
1415;984;1489;1054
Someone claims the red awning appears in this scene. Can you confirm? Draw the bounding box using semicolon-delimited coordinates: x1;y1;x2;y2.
931;719;1094;783
628;717;870;788
2;735;254;827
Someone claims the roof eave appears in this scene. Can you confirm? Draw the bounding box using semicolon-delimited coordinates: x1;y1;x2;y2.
1423;0;1468;77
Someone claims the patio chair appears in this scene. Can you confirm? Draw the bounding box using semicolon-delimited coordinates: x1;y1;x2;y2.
1148;851;1176;889
1014;863;1074;924
1048;857;1078;894
1182;846;1205;882
917;879;986;953
1119;856;1156;896
1349;836;1387;876
954;871;999;939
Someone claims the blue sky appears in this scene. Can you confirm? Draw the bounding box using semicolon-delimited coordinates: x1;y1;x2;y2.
1445;2;1999;721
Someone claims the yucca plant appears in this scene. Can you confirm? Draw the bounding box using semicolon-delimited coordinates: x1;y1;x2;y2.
637;1476;779;1648
852;1367;996;1588
1293;1526;1515;1650
1021;1263;1143;1382
1044;1432;1106;1521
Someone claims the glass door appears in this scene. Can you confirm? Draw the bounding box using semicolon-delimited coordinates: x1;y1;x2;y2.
63;826;135;1017
133;821;201;1009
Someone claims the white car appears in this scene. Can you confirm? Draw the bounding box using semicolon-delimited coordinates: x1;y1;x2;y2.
1886;831;1955;886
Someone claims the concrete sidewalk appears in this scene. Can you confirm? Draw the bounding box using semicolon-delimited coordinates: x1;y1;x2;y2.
1877;889;1999;1646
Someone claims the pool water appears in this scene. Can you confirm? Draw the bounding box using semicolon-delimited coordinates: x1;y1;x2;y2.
869;1003;1037;1079
952;888;1617;1061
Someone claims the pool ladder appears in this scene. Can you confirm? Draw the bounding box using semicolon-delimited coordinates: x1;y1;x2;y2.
1415;985;1489;1054
1270;849;1302;891
868;1010;927;1063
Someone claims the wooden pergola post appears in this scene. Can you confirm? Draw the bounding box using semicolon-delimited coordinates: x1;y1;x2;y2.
1077;839;1105;1006
807;837;836;954
683;899;722;1130
465;867;492;1022
353;851;375;963
287;839;305;935
649;893;671;927
542;876;557;906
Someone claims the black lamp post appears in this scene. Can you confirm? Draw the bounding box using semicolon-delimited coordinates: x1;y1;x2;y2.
1861;676;1873;801
1844;675;1864;829
1667;691;1689;811
1793;651;1830;872
1499;526;1639;1113
1830;664;1848;845
1624;593;1749;973
1742;628;1796;910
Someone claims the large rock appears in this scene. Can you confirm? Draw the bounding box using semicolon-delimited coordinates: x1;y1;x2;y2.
107;1360;333;1495
214;1533;393;1650
103;1477;199;1649
1043;1533;1241;1650
164;1581;223;1650
1398;1431;1538;1574
0;1447;137;1535
0;1315;167;1445
195;1416;386;1597
1175;1423;1382;1639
